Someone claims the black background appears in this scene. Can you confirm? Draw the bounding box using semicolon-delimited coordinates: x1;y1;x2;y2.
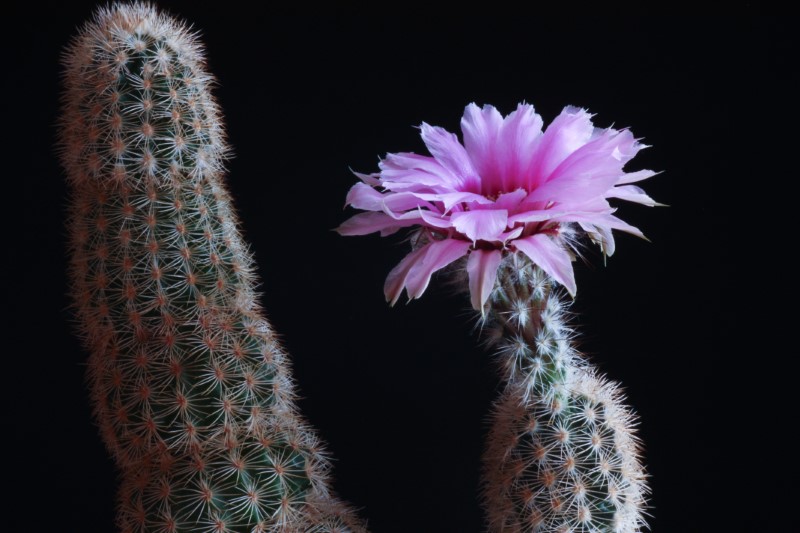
6;5;792;532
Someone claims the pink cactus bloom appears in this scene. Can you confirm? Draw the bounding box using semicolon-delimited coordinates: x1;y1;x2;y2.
338;103;658;311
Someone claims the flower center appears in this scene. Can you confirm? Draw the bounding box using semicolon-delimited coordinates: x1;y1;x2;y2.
485;190;504;202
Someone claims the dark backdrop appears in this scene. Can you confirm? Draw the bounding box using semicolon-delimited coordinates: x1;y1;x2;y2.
6;5;791;532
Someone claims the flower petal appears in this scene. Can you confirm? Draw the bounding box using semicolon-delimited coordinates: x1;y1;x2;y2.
467;249;503;312
513;234;576;296
420;123;481;192
526;106;595;189
381;192;436;216
617;169;658;185
556;128;639;175
507;210;560;224
337;212;418;237
461;103;504;193
525;129;632;207
418;209;454;229
498;103;544;192
353;170;381;186
451;209;508;242
546;210;618;227
460;103;545;195
414;191;494;212
575;213;649;254
345;182;385;210
595;214;647;240
383;244;431;306
579;221;617;257
405;239;471;299
493;188;528;212
508;208;593;225
380;152;461;191
607;184;659;207
499;226;524;242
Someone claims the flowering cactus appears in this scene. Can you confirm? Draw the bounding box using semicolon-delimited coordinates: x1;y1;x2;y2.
59;4;365;531
339;103;657;532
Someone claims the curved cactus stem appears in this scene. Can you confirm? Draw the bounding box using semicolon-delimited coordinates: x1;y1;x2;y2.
481;255;648;532
59;4;366;531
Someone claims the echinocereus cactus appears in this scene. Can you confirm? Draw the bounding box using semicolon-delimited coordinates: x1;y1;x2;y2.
339;103;658;532
59;4;365;531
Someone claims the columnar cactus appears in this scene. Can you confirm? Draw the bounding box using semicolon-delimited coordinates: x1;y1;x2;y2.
59;4;365;531
481;258;646;532
339;102;658;532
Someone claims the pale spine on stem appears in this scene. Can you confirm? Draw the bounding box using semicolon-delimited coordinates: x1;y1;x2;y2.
59;4;365;531
481;255;647;533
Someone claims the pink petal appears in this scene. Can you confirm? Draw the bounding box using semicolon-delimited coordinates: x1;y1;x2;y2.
556;211;648;245
513;234;576;296
493;188;528;212
497;103;544;192
508;208;584;225
575;213;649;255
554;128;638;175
459;103;545;195
418;209;454;229
607;184;659;207
579;222;617;257
595;214;647;240
353;170;381;186
499;226;524;242
451;209;508;242
549;129;643;187
413;191;494;212
617;169;658;185
420;123;481;192
525;129;633;207
337;212;419;237
384;244;430;305
525;106;595;189
546;210;618;227
346;182;385;210
524;173;618;209
405;239;471;299
461;103;505;194
381;192;437;216
467;249;503;311
380;152;461;191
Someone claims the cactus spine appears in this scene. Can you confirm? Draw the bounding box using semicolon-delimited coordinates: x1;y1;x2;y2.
59;4;364;531
481;255;647;532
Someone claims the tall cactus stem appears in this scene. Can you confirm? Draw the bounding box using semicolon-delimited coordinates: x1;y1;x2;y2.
58;4;366;531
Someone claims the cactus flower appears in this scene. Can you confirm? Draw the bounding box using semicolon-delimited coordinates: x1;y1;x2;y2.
339;103;657;310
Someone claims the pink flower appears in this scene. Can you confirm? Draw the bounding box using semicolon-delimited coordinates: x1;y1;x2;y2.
338;103;658;311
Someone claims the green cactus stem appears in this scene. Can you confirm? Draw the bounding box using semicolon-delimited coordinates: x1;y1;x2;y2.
481;255;647;532
59;4;365;531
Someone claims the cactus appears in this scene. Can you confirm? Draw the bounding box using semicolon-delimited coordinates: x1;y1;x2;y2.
481;257;646;532
339;102;658;532
59;4;365;531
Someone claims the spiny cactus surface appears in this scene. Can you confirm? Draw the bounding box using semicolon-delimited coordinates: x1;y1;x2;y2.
59;4;365;531
481;256;647;533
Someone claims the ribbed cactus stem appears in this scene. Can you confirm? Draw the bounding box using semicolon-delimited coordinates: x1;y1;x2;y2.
482;254;647;533
59;4;365;531
487;258;571;396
